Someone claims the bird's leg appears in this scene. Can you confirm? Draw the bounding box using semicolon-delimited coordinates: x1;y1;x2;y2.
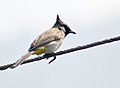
43;53;56;64
48;56;56;64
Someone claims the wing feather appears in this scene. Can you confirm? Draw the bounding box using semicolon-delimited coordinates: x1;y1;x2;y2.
28;28;65;51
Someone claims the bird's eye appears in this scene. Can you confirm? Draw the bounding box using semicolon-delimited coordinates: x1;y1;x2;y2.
59;26;66;33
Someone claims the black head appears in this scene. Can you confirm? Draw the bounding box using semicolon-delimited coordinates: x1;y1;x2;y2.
52;15;76;36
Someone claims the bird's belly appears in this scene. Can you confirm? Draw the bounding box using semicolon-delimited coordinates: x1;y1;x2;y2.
44;41;62;54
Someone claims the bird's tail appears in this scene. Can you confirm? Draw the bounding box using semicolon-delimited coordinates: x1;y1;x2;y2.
10;51;34;69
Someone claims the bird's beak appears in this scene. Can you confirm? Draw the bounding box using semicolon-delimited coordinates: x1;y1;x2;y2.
69;30;76;34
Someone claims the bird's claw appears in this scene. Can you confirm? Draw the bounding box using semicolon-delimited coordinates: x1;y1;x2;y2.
48;56;56;64
43;54;56;64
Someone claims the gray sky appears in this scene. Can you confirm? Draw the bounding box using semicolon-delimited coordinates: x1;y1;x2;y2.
0;0;120;88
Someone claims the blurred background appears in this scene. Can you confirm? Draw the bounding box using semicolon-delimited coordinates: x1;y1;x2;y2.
0;0;120;88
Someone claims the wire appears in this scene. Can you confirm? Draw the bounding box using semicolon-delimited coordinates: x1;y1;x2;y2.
0;36;120;71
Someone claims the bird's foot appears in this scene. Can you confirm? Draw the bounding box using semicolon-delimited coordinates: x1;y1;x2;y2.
43;54;52;59
48;56;56;64
43;53;56;64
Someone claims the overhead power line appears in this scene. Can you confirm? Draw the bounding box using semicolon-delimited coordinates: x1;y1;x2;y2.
0;36;120;71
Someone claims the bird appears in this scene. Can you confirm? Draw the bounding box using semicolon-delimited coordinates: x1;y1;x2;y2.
11;15;76;68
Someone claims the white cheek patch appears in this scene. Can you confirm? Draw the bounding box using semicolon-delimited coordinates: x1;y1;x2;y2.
59;26;66;33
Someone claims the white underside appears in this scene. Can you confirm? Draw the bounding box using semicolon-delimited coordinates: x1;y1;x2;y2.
44;40;62;54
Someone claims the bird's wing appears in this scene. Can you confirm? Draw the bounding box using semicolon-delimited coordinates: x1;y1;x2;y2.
28;28;65;51
29;36;60;51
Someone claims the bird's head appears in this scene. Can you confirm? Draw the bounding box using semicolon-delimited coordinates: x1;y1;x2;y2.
52;15;76;36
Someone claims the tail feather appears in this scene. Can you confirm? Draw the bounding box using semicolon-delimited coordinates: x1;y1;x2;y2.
11;51;34;69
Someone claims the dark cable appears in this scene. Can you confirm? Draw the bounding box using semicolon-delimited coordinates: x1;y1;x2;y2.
0;36;120;71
